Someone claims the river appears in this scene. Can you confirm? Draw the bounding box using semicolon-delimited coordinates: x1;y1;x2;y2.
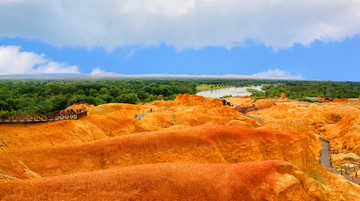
196;85;264;98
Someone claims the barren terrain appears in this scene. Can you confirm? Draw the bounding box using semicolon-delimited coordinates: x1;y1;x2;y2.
1;94;360;200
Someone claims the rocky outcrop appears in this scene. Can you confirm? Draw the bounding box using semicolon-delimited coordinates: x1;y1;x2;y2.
233;99;276;113
324;112;360;153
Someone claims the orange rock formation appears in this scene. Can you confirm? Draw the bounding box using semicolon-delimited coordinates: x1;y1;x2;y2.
65;103;94;112
324;111;360;153
0;126;312;178
0;95;259;149
233;99;276;113
0;161;312;201
234;97;360;154
1;94;360;200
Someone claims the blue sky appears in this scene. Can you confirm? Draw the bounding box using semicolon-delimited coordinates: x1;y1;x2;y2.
1;1;360;81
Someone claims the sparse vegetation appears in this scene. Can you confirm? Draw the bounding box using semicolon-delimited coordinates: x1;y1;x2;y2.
246;89;265;98
219;95;232;99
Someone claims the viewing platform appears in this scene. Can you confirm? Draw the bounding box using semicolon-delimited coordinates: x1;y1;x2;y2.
0;111;87;124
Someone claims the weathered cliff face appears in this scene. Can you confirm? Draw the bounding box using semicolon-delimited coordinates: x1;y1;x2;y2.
323;111;360;153
1;94;360;200
232;98;276;113
242;100;360;154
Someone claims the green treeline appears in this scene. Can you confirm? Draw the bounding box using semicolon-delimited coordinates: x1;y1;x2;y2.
0;79;198;115
259;81;360;99
0;78;282;115
1;79;359;115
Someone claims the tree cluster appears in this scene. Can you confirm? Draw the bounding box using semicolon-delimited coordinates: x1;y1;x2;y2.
1;79;358;115
0;79;197;115
259;81;360;99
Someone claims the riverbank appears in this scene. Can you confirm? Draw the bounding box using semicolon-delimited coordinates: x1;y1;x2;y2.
196;84;233;92
196;85;264;99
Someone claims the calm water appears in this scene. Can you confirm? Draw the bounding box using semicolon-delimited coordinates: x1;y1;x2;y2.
196;85;264;98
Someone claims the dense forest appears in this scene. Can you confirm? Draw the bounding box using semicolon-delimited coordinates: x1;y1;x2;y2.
0;79;198;115
0;79;359;115
257;81;360;100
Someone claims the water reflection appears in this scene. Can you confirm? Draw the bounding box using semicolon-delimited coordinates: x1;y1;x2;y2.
196;85;263;99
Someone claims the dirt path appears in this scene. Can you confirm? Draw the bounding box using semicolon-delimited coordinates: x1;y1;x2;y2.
320;140;331;169
135;113;146;121
320;138;360;184
243;114;265;125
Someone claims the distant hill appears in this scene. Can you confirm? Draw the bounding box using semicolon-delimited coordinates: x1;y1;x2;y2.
0;73;87;79
0;73;297;80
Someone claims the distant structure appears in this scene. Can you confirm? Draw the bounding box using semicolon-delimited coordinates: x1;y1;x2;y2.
220;99;232;106
0;102;89;124
317;98;348;102
280;93;286;99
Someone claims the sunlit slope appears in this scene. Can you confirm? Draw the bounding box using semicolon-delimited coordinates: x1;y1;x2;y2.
1;95;360;200
0;126;311;178
0;161;311;201
0;94;258;149
323;111;360;153
228;97;360;153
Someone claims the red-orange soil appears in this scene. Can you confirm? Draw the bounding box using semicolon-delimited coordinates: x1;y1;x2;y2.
1;94;360;200
0;126;311;178
0;95;259;149
0;161;311;201
233;99;276;113
65;103;94;112
235;97;360;154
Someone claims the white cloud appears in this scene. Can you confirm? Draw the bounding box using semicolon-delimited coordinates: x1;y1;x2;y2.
252;68;303;79
0;46;79;74
125;48;136;58
0;0;360;51
91;67;106;74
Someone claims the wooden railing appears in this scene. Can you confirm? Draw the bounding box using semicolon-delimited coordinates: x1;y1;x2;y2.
0;111;87;124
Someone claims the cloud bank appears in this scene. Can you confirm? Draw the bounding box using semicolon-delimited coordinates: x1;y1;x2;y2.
0;46;79;74
1;0;360;51
91;67;106;75
253;68;303;79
